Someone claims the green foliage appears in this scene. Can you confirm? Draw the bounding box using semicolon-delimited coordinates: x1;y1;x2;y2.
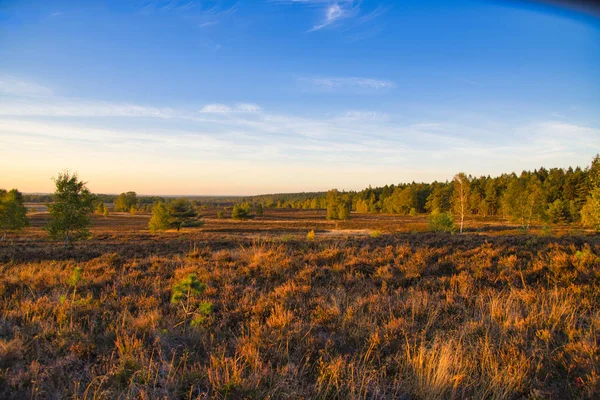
326;189;351;220
547;199;570;224
44;172;94;244
0;188;29;239
255;203;264;216
503;175;545;229
190;301;213;327
171;274;206;304
148;201;170;233
383;186;417;215
167;199;200;231
370;230;382;238
232;203;252;220
355;199;369;213
171;274;211;329
428;209;456;233
580;188;600;231
425;183;452;213
181;220;205;228
337;203;350;220
114;192;139;212
95;202;105;215
217;211;224;219
67;266;83;288
103;207;109;217
580;155;600;231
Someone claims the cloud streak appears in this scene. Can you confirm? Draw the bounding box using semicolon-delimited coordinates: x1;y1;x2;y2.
309;2;355;31
199;103;262;114
275;0;385;34
299;76;396;92
1;78;598;194
0;75;53;97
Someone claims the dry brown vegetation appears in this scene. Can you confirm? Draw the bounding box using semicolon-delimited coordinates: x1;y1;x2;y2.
1;210;599;399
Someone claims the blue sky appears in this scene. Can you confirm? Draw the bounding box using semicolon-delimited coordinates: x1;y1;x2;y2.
1;0;599;195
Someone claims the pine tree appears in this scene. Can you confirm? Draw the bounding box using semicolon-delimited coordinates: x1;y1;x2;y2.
45;172;94;245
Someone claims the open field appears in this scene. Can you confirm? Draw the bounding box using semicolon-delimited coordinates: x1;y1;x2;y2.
1;210;599;399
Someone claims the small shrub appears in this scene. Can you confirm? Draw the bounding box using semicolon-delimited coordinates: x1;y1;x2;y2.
181;220;205;228
171;274;209;330
370;230;382;238
428;210;455;233
171;274;206;304
306;230;315;242
191;301;213;327
232;204;252;220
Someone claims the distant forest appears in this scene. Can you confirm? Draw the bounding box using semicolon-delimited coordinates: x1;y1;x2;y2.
22;155;600;227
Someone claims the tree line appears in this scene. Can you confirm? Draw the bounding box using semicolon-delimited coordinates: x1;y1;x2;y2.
245;155;599;229
1;155;599;242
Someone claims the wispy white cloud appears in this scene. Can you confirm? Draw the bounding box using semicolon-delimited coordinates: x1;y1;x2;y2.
275;0;384;34
2;78;598;194
235;103;262;113
309;2;356;32
0;98;175;118
0;75;53;97
299;76;395;92
198;20;219;28
340;110;389;121
199;103;232;114
139;0;237;27
199;103;262;114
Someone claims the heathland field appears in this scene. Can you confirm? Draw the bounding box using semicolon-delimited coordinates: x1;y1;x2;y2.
1;210;599;399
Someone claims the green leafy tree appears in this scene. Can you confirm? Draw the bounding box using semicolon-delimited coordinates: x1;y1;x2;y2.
503;174;545;229
255;203;264;216
581;190;600;231
483;179;500;216
326;189;340;220
581;154;600;231
428;209;456;233
326;189;351;220
355;199;369;213
425;183;452;213
149;201;171;233
383;186;417;215
337;203;350;220
95;202;105;215
547;199;570;224
45;172;94;244
0;189;29;240
114;191;138;212
232;203;252;220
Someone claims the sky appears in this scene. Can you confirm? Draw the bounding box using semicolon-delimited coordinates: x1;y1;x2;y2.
1;0;599;195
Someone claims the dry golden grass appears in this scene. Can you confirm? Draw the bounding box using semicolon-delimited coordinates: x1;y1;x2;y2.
0;211;598;398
